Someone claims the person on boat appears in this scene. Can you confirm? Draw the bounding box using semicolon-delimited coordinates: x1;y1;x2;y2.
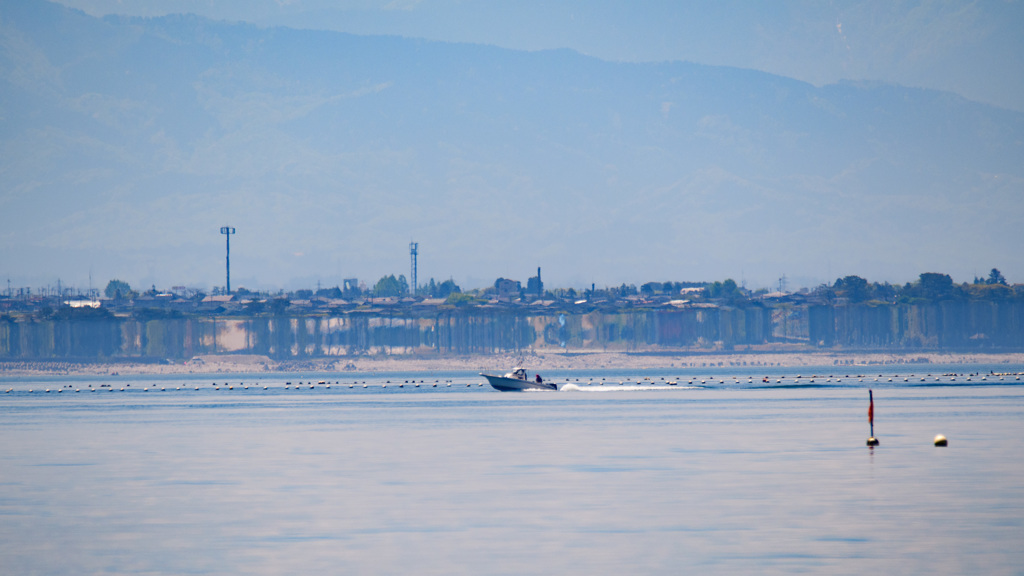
535;374;543;384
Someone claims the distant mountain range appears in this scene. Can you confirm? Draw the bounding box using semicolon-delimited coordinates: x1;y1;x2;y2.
2;1;1022;291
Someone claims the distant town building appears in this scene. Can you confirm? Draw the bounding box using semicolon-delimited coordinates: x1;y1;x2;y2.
65;299;101;309
494;278;521;300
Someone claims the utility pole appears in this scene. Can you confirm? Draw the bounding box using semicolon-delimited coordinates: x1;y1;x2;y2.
409;242;418;297
220;226;236;294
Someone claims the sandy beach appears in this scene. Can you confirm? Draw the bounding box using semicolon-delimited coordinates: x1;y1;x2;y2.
3;349;1024;377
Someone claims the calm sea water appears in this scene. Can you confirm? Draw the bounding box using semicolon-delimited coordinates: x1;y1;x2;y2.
2;364;1023;575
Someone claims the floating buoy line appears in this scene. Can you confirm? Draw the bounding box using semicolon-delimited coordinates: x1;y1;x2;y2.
4;371;1021;396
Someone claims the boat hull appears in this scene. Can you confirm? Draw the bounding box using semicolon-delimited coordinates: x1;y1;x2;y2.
481;373;557;392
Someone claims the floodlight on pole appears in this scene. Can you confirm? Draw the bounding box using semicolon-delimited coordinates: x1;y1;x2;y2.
220;226;236;294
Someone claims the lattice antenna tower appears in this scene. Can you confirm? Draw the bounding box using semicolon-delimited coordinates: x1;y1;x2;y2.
409;242;418;296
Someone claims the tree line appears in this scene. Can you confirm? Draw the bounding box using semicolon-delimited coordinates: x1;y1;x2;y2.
89;269;1019;309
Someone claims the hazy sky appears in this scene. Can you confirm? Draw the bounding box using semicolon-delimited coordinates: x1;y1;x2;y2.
53;0;1024;112
6;1;1023;293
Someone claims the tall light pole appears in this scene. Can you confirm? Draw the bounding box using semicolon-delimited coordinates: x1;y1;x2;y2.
220;226;236;294
409;242;418;297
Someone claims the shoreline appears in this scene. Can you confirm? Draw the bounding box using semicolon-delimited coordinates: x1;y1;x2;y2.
3;350;1024;377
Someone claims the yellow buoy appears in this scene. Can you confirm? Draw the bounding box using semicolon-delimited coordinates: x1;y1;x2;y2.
866;437;879;446
934;434;948;447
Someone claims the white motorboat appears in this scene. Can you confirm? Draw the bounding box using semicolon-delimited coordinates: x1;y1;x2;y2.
480;367;557;391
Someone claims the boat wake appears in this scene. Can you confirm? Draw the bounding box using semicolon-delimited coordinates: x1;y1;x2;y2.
558;383;700;392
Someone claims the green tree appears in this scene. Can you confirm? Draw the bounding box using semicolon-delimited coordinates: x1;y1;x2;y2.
616;283;637;297
987;268;1008;286
373;275;404;297
901;273;959;302
104;279;134;300
918;272;956;300
705;279;745;304
436;279;461;298
833;275;871;303
316;286;343;298
871;282;898;303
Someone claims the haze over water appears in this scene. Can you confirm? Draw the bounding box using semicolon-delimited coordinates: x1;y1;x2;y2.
2;365;1023;574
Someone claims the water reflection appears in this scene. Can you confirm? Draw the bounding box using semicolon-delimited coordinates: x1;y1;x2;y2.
0;368;1022;574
